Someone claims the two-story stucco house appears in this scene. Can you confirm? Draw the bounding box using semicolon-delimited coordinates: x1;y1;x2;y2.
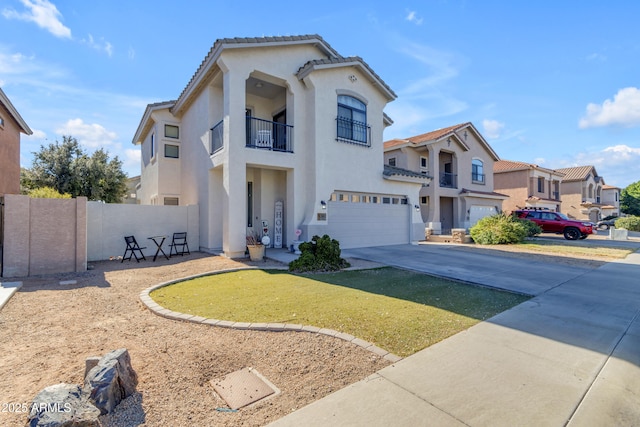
133;35;429;257
555;165;604;222
383;122;506;234
0;87;32;196
493;160;565;213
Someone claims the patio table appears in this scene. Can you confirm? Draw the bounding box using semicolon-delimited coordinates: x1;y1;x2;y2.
148;236;169;261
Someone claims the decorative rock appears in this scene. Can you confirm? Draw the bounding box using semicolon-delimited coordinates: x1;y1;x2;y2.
27;349;138;426
84;356;101;379
27;383;100;427
85;349;138;415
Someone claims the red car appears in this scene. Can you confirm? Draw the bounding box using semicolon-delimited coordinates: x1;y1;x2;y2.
514;209;593;240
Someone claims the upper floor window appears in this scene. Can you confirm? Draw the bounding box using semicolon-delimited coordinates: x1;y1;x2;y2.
336;95;370;146
165;124;179;139
420;156;428;174
150;132;155;157
164;144;179;158
388;157;396;167
0;115;4;128
472;159;485;184
537;176;545;193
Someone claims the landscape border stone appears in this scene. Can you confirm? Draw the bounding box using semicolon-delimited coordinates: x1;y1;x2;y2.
139;266;403;363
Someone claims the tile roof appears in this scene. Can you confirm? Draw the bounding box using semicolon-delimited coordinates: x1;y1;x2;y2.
383;164;431;180
296;56;396;100
459;188;509;198
555;165;597;182
406;123;470;144
0;87;32;135
493;160;565;176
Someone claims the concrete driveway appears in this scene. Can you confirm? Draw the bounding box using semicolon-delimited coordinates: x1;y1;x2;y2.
271;243;640;427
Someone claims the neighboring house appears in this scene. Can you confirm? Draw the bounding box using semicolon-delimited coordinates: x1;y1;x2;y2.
123;175;140;204
493;160;564;213
0;87;32;196
383;122;506;234
133;35;429;257
555;165;604;222
601;184;621;218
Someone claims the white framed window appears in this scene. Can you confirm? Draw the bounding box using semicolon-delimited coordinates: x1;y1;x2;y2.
165;124;179;139
420;156;428;174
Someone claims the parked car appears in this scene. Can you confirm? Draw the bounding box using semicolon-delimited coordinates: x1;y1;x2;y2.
514;209;593;240
596;215;618;230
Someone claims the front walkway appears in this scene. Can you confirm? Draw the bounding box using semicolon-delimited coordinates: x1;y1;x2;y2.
270;244;640;426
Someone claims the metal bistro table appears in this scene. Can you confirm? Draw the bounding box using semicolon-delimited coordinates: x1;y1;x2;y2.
148;235;169;261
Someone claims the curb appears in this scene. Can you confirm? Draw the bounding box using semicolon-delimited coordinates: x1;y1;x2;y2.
0;281;23;311
139;267;403;363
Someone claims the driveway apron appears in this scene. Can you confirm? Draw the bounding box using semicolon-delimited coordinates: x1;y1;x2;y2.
270;244;640;427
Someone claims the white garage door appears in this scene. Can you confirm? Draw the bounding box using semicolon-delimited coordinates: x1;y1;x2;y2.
469;205;497;227
327;197;410;249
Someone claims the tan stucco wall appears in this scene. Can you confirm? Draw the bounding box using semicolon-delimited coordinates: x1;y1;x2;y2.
0;103;22;196
3;195;87;277
494;170;530;213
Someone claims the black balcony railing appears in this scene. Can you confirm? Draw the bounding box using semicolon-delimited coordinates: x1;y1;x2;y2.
210;120;224;154
440;172;457;188
246;117;293;152
336;117;371;146
472;172;485;184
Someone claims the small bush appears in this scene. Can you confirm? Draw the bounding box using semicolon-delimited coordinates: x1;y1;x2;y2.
289;234;350;272
470;213;539;245
615;216;640;232
29;186;72;199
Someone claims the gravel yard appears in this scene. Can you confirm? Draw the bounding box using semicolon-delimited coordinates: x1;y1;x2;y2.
0;253;390;427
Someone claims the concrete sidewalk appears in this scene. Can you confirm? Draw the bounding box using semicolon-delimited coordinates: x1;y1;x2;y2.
270;245;640;426
0;281;22;311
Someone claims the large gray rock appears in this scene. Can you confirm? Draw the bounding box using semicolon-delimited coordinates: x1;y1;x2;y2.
27;383;100;427
26;349;138;426
84;348;138;415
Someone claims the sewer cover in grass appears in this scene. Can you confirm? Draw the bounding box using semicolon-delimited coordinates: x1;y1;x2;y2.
211;367;277;410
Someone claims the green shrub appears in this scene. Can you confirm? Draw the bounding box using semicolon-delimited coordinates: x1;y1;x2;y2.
615;216;640;232
289;234;350;272
29;186;72;199
470;213;539;245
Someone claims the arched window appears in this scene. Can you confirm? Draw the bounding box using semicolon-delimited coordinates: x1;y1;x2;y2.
336;95;369;145
472;159;485;183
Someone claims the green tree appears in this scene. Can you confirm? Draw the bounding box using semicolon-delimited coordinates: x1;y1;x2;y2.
28;186;71;199
621;181;640;216
21;136;128;203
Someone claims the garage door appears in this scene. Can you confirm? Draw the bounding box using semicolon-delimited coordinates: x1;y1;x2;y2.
327;196;410;249
469;205;497;228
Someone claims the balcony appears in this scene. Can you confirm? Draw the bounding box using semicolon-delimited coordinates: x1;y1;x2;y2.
336;117;371;147
246;117;293;152
440;172;457;188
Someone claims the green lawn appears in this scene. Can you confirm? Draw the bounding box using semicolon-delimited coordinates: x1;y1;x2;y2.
151;268;529;357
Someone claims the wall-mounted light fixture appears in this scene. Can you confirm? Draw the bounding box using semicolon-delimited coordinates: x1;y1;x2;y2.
321;200;326;209
414;204;420;212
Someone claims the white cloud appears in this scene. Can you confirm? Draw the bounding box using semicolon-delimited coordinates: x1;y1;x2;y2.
123;148;141;174
482;119;505;139
555;144;640;188
55;118;118;149
579;87;640;128
2;0;71;39
81;34;114;57
533;157;546;165
24;128;47;140
128;46;135;60
405;10;423;25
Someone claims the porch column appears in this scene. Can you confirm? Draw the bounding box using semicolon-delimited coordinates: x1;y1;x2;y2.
220;63;248;258
427;146;442;234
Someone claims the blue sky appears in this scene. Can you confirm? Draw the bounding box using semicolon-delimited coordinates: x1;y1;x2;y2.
1;0;639;188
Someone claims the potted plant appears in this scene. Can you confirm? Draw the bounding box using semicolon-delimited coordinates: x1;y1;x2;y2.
246;230;265;261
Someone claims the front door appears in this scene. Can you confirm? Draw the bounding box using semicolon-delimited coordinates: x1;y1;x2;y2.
440;197;454;234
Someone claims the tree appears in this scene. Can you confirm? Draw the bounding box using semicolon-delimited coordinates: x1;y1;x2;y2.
621;180;640;216
28;186;71;199
21;136;128;203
